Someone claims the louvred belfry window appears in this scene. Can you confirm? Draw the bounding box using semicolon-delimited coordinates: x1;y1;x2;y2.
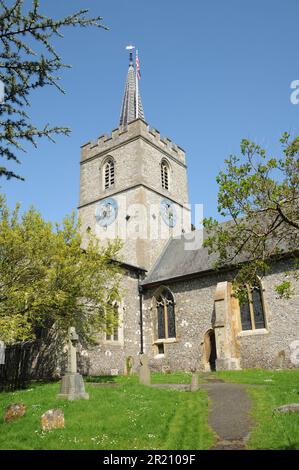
161;161;169;190
155;289;176;339
240;282;266;331
104;159;115;189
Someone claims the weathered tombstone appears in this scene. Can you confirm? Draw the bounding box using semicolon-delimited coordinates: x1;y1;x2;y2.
274;403;299;414
41;409;64;431
57;326;89;400
4;403;26;423
124;356;133;376
190;372;199;391
0;341;5;365
139;353;151;386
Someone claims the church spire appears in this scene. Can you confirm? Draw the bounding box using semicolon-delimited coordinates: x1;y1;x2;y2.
119;46;145;126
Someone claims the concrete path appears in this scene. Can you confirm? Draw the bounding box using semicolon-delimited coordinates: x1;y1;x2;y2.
200;381;252;450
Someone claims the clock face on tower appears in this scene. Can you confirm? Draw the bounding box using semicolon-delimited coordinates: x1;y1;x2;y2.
95;197;118;227
160;198;177;228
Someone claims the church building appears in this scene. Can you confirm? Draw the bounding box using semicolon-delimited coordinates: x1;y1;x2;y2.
78;49;299;374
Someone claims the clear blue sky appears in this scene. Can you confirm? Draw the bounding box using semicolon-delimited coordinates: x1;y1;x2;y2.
1;0;299;224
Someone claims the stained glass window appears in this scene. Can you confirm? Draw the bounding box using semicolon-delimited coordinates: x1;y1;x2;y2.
239;282;266;331
155;289;176;340
157;299;165;339
240;299;252;330
252;287;265;329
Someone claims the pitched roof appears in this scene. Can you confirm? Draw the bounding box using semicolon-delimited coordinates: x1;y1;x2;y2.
142;221;298;287
142;230;219;286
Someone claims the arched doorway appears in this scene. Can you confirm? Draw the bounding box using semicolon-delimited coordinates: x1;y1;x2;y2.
203;329;217;371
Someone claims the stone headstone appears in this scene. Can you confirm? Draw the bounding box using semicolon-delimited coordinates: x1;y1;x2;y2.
0;341;5;365
190;372;199;391
57;326;89;400
125;356;133;376
274;403;299;414
41;409;64;431
4;403;26;423
139;353;151;386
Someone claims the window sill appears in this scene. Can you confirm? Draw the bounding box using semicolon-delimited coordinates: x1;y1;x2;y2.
154;354;165;360
103;340;123;345
154;338;177;345
237;328;269;338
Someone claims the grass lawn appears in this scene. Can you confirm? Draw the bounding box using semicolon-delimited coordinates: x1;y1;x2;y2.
0;374;214;450
215;369;299;450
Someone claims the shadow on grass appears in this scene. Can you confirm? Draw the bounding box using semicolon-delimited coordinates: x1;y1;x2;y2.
84;375;118;384
275;442;299;450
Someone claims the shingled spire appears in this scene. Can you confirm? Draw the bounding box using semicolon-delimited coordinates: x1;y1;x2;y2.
119;47;144;126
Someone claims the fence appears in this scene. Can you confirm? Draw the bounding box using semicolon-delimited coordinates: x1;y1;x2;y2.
0;342;36;392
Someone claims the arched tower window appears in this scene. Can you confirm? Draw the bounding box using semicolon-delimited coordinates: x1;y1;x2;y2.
161;160;170;190
155;288;176;340
239;280;266;331
103;158;115;189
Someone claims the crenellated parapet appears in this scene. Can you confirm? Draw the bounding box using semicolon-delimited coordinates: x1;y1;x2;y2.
80;118;186;164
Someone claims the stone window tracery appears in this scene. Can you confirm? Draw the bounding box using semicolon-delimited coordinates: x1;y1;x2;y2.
156;289;176;339
105;303;119;341
240;281;266;331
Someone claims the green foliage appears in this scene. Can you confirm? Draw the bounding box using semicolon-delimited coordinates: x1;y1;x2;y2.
0;0;108;180
0;195;122;343
0;376;214;450
275;280;294;299
203;134;299;297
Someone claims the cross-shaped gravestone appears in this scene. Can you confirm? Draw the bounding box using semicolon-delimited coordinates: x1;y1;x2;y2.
57;326;89;401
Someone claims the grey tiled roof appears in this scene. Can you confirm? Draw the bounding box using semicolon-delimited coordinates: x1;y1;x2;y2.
119;57;144;126
142;223;298;286
142;230;219;286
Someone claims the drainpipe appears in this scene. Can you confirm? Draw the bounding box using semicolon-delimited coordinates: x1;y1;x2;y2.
138;274;144;355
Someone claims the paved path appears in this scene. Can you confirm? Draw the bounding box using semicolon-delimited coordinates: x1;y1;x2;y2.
200;381;252;450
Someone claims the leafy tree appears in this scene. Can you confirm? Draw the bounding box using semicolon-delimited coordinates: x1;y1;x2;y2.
0;0;107;180
203;133;299;299
0;195;122;343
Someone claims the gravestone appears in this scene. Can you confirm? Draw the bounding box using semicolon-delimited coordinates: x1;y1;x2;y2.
190;372;199;391
139;353;151;386
41;409;64;431
57;327;89;400
4;403;26;423
124;356;133;376
274;403;299;413
0;341;5;365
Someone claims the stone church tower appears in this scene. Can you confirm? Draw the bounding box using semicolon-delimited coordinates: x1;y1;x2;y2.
78;50;191;270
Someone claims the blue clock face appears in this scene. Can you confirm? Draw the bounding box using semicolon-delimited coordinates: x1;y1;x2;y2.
160;199;177;227
95;198;118;227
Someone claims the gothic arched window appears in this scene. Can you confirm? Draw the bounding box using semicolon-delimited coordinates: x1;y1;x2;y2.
161;160;170;190
156;289;176;339
105;303;119;342
240;281;266;331
103;158;115;189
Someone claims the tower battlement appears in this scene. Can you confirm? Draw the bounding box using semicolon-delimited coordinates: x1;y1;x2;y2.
80;119;186;165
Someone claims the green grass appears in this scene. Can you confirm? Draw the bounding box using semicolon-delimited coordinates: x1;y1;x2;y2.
214;369;299;450
85;372;193;385
0;375;214;450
